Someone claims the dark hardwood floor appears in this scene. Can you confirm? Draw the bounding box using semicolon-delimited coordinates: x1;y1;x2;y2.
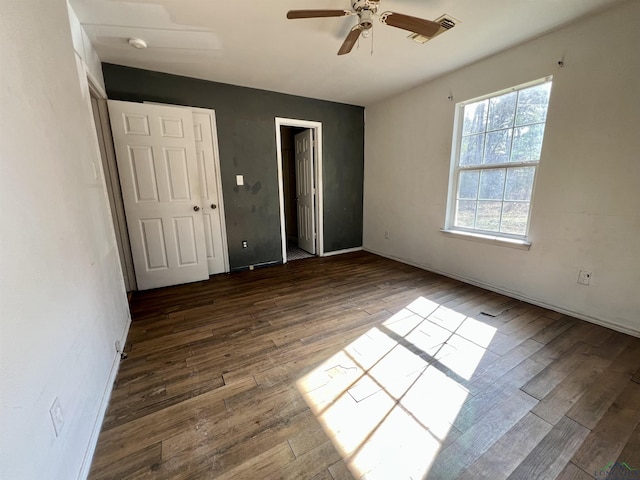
89;252;640;480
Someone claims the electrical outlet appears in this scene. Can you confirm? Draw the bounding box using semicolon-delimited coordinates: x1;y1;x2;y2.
384;231;390;240
242;240;248;249
49;397;64;437
115;340;121;353
578;270;591;285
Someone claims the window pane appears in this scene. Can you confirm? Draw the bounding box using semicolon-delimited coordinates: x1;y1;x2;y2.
484;129;512;164
515;83;551;126
511;124;545;162
476;201;502;231
460;134;485;166
462;100;488;135
455;200;477;228
487;92;516;130
505;167;535;201
500;202;530;235
478;169;505;200
458;170;479;199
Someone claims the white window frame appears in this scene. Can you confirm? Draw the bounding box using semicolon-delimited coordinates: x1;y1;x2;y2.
443;76;552;249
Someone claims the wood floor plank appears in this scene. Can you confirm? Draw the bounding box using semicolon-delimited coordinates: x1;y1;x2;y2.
455;413;553;480
571;381;640;475
213;441;296;480
288;416;331;458
531;354;610;425
328;460;356;480
89;442;162;480
310;470;335;480
425;389;538;479
530;323;596;367
521;342;592;400
531;316;578;345
274;441;342;480
87;252;640;480
454;359;546;432
506;416;590;480
566;341;640;429
91;376;255;472
555;462;594;480
160;395;314;477
468;339;545;395
613;421;640;473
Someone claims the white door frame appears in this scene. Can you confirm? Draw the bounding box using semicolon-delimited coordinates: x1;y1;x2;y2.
88;79;137;291
275;117;324;263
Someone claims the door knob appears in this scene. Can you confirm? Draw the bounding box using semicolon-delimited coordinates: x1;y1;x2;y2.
193;206;200;212
211;204;217;209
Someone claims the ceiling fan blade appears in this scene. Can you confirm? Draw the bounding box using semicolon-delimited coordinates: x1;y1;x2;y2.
338;26;363;56
380;12;440;37
287;9;351;19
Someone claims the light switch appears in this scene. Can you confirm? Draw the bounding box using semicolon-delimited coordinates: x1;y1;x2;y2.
236;175;244;186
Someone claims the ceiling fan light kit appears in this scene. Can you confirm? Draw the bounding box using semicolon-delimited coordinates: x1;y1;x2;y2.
286;0;444;55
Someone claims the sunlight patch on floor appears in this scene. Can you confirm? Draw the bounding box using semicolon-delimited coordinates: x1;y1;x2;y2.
296;296;497;479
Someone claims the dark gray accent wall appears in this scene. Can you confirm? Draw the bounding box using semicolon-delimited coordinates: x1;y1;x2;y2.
102;64;364;270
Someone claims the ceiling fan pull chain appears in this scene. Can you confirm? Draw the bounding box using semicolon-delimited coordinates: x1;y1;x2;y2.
371;26;374;55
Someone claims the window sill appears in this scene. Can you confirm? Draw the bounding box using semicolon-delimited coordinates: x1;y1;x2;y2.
440;229;532;250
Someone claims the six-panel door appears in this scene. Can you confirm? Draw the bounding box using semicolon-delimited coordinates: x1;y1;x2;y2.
295;129;316;255
108;100;209;290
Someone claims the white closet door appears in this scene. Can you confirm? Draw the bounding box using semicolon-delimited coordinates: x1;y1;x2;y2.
108;100;208;290
193;111;226;275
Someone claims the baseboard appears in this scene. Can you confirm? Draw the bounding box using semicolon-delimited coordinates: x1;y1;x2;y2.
322;246;363;257
231;260;282;272
364;247;640;338
77;315;131;480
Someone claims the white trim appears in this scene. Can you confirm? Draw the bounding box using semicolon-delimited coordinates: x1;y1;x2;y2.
275;117;324;263
88;80;137;291
364;247;640;338
77;316;131;480
322;246;363;257
440;229;531;250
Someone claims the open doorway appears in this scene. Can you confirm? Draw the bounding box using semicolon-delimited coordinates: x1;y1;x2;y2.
275;118;324;263
280;126;312;261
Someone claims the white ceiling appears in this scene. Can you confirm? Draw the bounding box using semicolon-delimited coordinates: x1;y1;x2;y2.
69;0;625;106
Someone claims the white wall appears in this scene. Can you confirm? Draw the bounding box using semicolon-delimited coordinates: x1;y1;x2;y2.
0;1;130;479
363;0;640;335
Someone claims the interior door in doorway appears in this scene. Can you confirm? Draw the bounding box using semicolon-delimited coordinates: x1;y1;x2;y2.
295;129;316;254
108;100;209;290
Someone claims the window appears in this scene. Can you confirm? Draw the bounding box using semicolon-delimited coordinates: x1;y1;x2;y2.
445;78;552;243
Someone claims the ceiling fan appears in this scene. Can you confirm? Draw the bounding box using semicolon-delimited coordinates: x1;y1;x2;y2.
286;0;441;55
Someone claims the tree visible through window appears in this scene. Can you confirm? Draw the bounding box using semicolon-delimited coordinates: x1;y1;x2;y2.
447;79;552;239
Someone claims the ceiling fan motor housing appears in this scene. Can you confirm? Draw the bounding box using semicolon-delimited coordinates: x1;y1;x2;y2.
352;0;376;29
